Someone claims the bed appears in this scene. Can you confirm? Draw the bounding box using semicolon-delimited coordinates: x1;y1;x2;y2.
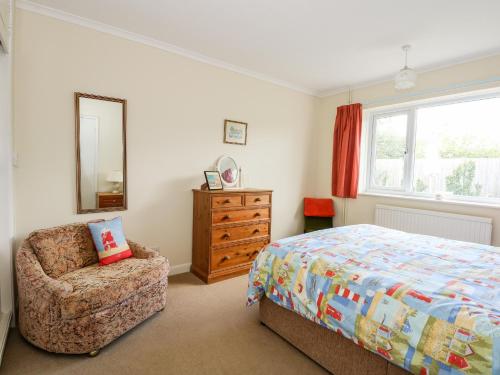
247;224;499;375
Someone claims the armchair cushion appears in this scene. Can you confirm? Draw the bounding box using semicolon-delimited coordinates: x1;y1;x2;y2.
28;223;98;278
57;256;168;319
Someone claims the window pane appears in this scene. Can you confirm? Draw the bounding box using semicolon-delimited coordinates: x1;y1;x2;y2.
373;114;407;189
414;97;500;200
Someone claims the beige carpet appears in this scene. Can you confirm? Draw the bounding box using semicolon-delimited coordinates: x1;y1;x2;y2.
0;273;327;375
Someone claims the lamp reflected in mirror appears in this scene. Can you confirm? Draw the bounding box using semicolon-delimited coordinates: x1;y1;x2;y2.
107;170;123;194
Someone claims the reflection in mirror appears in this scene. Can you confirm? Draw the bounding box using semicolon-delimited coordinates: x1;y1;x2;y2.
216;155;239;187
76;93;127;213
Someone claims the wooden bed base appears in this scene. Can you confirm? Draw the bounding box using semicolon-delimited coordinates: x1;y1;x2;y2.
259;297;410;375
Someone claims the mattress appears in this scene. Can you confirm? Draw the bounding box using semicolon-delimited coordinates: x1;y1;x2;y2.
247;224;499;375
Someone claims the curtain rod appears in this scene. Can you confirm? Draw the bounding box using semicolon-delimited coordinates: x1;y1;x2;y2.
360;76;500;108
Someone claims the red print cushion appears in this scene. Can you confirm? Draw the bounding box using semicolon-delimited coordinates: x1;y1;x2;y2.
87;217;132;265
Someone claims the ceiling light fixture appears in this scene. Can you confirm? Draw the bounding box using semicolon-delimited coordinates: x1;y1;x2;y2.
395;45;417;90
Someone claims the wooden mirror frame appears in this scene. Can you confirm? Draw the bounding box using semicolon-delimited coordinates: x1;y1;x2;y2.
75;92;128;214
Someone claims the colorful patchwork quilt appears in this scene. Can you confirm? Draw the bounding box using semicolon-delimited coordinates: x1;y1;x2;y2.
247;224;500;375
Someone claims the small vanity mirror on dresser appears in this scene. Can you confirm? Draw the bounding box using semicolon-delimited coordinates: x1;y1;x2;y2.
216;155;239;188
75;93;127;213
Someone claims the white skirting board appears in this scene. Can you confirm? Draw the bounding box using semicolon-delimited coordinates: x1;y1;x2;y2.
0;311;12;366
169;263;191;276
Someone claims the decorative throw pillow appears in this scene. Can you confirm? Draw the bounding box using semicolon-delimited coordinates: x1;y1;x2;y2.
87;217;132;265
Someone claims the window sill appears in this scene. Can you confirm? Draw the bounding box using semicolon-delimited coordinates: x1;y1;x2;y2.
358;191;500;210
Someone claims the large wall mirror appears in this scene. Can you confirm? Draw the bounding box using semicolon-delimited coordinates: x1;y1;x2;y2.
75;93;127;214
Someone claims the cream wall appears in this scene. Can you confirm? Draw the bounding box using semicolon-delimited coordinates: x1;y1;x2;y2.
13;9;318;270
0;36;13;314
13;7;500;275
0;0;14;354
314;54;500;245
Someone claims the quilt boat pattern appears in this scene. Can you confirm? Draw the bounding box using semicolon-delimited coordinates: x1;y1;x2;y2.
247;225;500;375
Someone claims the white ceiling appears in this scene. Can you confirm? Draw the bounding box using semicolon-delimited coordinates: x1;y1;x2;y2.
21;0;500;96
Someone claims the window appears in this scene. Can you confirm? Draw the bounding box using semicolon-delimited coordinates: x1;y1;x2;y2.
365;92;500;204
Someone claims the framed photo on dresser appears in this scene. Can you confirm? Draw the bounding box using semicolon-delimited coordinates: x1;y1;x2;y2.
204;171;223;190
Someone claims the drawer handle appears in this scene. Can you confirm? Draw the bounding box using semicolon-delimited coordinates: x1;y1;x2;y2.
223;199;231;204
254;197;262;202
222;215;231;221
222;233;231;240
252;229;260;235
254;212;261;217
222;255;231;262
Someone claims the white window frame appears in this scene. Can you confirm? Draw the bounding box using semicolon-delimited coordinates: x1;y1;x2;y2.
364;90;500;205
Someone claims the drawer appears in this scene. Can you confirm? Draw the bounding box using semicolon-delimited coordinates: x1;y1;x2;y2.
212;223;269;246
212;207;269;225
211;240;268;271
211;195;243;209
245;193;270;206
98;195;123;208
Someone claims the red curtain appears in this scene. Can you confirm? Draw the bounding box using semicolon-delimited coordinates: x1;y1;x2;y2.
331;103;363;198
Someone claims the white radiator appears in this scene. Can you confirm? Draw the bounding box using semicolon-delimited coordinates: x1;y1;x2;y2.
375;204;492;245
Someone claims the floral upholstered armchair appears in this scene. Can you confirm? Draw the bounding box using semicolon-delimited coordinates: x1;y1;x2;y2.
16;223;169;356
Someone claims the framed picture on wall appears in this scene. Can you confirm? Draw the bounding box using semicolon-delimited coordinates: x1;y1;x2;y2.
224;119;247;145
204;171;224;190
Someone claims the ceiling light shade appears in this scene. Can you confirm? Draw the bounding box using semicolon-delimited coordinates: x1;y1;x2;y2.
395;67;417;89
395;45;416;90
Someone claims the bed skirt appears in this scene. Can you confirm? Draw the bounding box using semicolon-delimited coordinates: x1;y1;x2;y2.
259;297;410;375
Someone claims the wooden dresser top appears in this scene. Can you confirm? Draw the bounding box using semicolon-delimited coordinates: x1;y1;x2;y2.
192;188;273;193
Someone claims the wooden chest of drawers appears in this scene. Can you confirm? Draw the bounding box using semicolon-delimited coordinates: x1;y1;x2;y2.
191;189;272;283
97;192;124;208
